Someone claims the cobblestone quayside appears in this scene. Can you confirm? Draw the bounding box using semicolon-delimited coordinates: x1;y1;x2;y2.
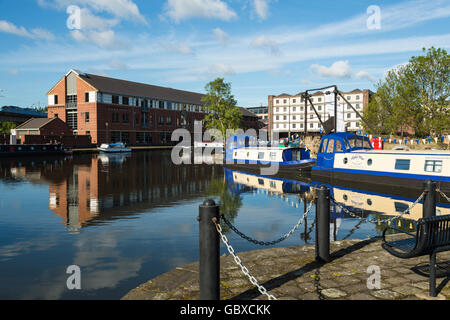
122;235;450;301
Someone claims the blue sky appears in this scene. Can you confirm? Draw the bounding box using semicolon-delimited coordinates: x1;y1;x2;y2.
0;0;449;109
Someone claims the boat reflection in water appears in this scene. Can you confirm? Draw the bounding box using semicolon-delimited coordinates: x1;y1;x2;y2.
224;168;450;240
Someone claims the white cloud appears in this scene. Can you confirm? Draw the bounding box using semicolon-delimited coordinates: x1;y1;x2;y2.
252;0;271;20
108;58;129;70
77;7;120;30
0;20;54;40
209;63;235;76
212;28;229;44
310;60;352;78
166;43;194;55
70;29;123;49
250;35;279;55
164;0;238;22
355;70;376;82
38;0;147;24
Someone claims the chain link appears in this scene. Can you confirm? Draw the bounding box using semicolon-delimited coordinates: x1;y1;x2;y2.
213;219;277;300
221;201;314;246
330;191;426;225
437;189;450;203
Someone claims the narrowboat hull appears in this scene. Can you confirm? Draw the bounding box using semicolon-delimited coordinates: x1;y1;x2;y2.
0;144;69;157
312;167;450;193
223;159;316;179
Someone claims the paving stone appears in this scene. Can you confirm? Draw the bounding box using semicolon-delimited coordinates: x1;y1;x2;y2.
321;288;347;299
122;238;450;301
370;289;402;300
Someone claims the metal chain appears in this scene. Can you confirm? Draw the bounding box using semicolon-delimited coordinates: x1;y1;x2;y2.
437;189;450;203
212;218;277;300
330;191;426;225
221;201;314;246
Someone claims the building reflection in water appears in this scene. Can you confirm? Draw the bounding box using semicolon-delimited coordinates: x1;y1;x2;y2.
2;151;221;231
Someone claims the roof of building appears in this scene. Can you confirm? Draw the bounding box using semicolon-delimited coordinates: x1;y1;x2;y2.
78;72;206;105
239;107;258;118
15;117;57;130
1;106;47;117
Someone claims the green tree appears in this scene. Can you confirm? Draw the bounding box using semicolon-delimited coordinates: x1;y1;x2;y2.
364;47;449;137
0;121;17;134
202;78;242;141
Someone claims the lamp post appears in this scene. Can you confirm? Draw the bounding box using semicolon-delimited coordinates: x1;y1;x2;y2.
105;122;109;144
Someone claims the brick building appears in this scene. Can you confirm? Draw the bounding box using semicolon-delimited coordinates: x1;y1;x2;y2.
14;117;73;142
47;70;210;145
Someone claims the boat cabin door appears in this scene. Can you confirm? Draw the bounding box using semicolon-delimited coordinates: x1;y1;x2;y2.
317;138;343;171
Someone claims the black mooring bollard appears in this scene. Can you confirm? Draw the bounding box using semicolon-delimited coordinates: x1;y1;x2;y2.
315;186;331;263
198;199;220;300
423;180;437;219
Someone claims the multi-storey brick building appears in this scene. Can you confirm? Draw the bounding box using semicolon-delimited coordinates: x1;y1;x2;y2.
268;89;372;138
47;69;209;145
47;70;262;145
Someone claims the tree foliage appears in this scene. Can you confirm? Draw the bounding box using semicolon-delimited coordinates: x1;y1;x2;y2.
0;121;17;134
202;78;242;140
364;47;449;137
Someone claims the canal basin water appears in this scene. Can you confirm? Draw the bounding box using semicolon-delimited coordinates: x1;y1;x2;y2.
0;150;448;299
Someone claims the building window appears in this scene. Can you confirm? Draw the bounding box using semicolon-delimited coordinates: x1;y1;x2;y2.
158;116;164;125
276;100;279;104
122;97;129;105
54;95;58;104
283;99;287;104
356;95;360;100
122;113;129;123
85;92;89;102
395;159;411;171
112;112;120;123
54;113;58;118
293;99;296;103
276;116;279;120
85;112;90;123
112;95;119;104
424;160;442;173
167;116;172;125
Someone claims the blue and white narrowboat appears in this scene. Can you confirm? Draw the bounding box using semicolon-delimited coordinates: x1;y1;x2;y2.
312;132;450;192
223;135;315;177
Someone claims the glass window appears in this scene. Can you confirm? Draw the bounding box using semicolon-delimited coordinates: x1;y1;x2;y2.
334;140;343;152
395;159;411;171
424;160;442;173
326;139;334;153
269;152;277;160
258;152;265;160
320;138;328;153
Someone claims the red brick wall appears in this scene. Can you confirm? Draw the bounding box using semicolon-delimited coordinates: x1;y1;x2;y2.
23;135;92;146
39;118;73;136
47;77;66;108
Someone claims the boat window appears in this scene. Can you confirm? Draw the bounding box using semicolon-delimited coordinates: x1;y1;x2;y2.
269;152;277;160
320;138;328;153
326;139;334;153
395;159;410;171
258;152;265;160
334;140;343;152
424;160;442;173
363;139;372;149
394;202;410;213
258;179;264;186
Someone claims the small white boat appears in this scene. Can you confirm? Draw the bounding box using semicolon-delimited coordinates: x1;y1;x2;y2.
97;142;132;153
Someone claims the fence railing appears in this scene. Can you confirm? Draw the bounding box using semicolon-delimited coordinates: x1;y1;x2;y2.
197;180;439;300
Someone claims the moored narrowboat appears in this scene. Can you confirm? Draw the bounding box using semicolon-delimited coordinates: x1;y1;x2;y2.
0;144;70;157
223;134;315;177
312;132;450;192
